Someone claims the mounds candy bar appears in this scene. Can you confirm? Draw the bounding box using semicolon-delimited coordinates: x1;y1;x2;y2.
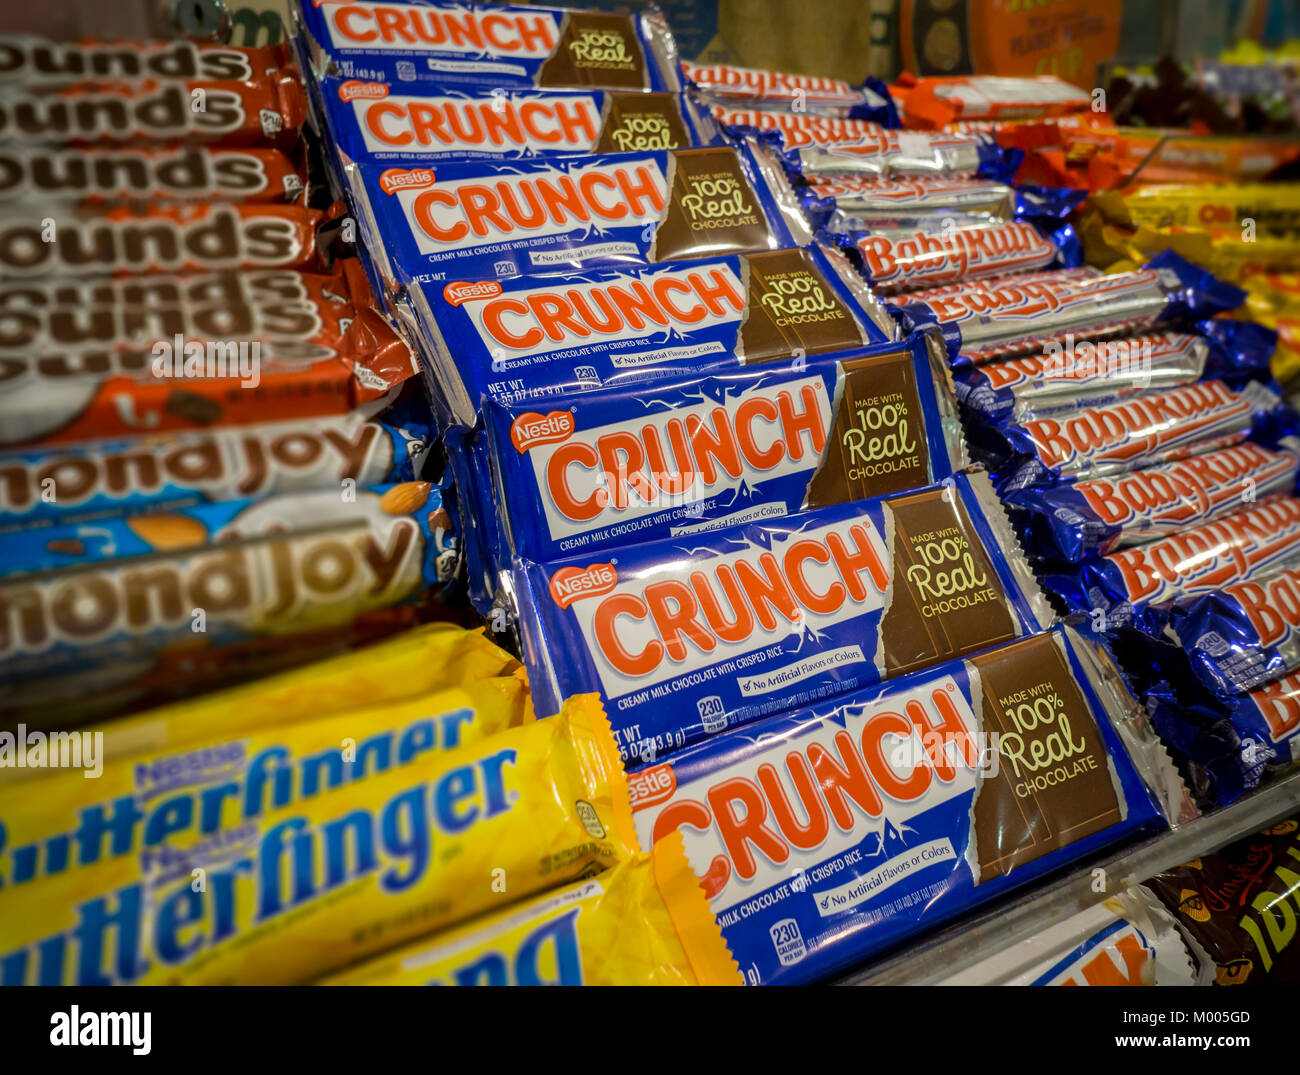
0;74;308;151
892;74;1093;130
0;479;458;689
0;145;307;205
1075;493;1300;633
0;674;531;893
800;174;1017;232
513;470;1054;761
1006;440;1300;563
784;129;1017;181
681;60;896;123
0;700;635;984
483;331;964;563
981;380;1283;492
320;831;740;985
896;251;1247;364
629;623;1179;985
0;36;290;84
0;203;324;280
348;141;810;294
294;0;680;94
407;243;895;426
830;217;1071;295
955;331;1211;424
1143;816;1300;984
0;407;432;530
321;76;703;163
1166;564;1300;697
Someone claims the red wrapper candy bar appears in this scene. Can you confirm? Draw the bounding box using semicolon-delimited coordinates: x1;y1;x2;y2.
892;74;1093;130
0;37;290;84
0;74;308;151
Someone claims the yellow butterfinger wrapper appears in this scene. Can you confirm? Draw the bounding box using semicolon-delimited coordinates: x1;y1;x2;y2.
321;831;741;986
0;673;532;893
1091;185;1300;238
0;698;632;985
0;623;522;785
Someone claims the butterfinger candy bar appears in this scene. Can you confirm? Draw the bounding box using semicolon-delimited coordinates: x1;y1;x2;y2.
349;142;810;294
1166;565;1300;696
0;75;308;151
897;253;1247;364
980;380;1282;491
682;61;896;122
483;332;963;562
321;77;703;163
0;203;324;280
0;407;432;529
1076;494;1300;632
894;75;1093;130
629;623;1178;985
1006;441;1300;563
0;36;290;84
0;145;307;204
513;470;1053;760
406;244;895;426
322;832;740;985
0;480;458;689
1144;818;1300;984
1090;184;1300;239
294;0;680;94
0;701;635;984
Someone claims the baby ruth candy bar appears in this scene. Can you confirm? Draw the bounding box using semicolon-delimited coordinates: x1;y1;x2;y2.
483;331;964;562
628;622;1178;985
294;0;680;93
347;142;810;295
512;470;1054;761
682;61;897;122
407;242;895;426
0;701;635;984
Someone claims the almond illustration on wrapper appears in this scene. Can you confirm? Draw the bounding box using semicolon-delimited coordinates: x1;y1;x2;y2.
379;481;431;516
127;514;210;551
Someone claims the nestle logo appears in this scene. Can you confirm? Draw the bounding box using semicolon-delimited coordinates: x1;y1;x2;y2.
378;167;435;194
628;764;676;811
511;410;574;454
549;563;617;609
443;280;502;306
338;80;389;102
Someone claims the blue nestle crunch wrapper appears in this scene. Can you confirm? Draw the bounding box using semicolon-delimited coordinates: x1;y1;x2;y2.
483;331;965;564
1005;440;1300;563
344;141;811;296
317;76;710;165
293;0;681;93
512;470;1054;760
628;622;1184;984
405;242;895;426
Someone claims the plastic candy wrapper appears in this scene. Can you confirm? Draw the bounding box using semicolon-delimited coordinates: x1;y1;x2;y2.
1059;494;1300;634
0;478;459;694
1005;440;1300;563
681;61;896;123
1143;816;1300;983
0;405;433;530
894;252;1247;364
784;130;1019;182
293;0;681;94
347;141;811;296
513;470;1054;760
0;145;308;204
0;203;326;280
319;77;706;164
1165;564;1300;697
321;832;740;985
0;700;635;984
482;331;964;563
0;36;291;84
1089;184;1300;239
0;74;308;151
976;380;1284;492
891;74;1094;130
938;894;1201;986
709;108;895;153
629;623;1185;985
799;175;1017;232
406;243;895;426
